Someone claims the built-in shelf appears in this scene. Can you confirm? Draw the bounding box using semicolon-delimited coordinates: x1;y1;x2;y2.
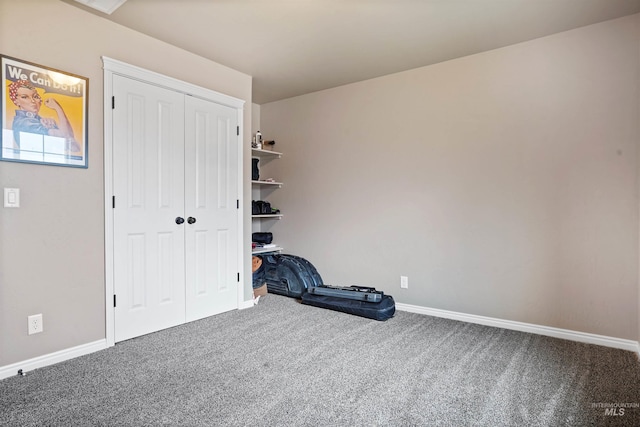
252;148;282;159
251;145;283;254
252;246;283;255
252;180;283;188
252;214;283;220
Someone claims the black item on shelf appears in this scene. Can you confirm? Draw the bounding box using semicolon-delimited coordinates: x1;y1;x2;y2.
252;158;260;180
252;200;272;215
252;232;273;244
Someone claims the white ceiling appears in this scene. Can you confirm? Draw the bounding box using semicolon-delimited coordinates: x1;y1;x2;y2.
66;0;640;104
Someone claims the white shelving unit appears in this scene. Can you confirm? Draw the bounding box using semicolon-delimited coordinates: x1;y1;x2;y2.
252;147;282;159
251;180;283;188
252;148;283;255
252;245;284;255
252;214;283;219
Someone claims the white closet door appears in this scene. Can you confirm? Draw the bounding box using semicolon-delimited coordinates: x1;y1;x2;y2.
113;75;186;342
184;95;239;321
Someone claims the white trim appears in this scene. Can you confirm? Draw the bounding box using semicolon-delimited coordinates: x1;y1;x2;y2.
103;63;115;347
396;303;640;353
0;340;107;380
1;308;634;381
236;107;248;310
102;57;244;109
239;299;255;310
102;57;246;347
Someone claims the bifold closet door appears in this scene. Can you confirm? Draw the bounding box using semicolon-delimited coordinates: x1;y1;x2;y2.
112;76;240;342
112;75;186;342
184;96;239;321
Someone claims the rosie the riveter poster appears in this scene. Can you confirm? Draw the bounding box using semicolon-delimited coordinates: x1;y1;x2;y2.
1;55;88;168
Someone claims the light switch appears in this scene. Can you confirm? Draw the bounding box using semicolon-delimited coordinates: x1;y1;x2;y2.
4;188;20;208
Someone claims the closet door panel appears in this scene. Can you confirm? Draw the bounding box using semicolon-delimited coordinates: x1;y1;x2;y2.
185;96;239;321
113;75;186;342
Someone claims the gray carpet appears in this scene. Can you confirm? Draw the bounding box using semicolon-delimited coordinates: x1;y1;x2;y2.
1;294;638;426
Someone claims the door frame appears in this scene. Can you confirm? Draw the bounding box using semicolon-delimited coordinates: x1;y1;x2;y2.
102;57;246;347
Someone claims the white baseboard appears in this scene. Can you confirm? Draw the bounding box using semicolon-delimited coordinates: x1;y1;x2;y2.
2;306;636;382
0;339;107;381
396;303;640;356
2;300;256;382
239;299;255;310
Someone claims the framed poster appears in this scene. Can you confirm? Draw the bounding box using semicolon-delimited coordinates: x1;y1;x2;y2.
1;55;88;168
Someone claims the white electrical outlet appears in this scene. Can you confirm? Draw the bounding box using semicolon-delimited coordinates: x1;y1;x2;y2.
28;314;43;335
401;276;409;289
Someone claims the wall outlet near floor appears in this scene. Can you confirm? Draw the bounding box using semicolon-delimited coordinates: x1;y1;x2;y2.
28;314;43;335
400;275;409;289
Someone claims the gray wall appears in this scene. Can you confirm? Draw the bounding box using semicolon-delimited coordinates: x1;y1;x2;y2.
261;14;640;340
0;0;252;367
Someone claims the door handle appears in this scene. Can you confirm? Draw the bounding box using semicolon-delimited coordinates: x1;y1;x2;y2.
187;217;196;224
175;217;185;225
